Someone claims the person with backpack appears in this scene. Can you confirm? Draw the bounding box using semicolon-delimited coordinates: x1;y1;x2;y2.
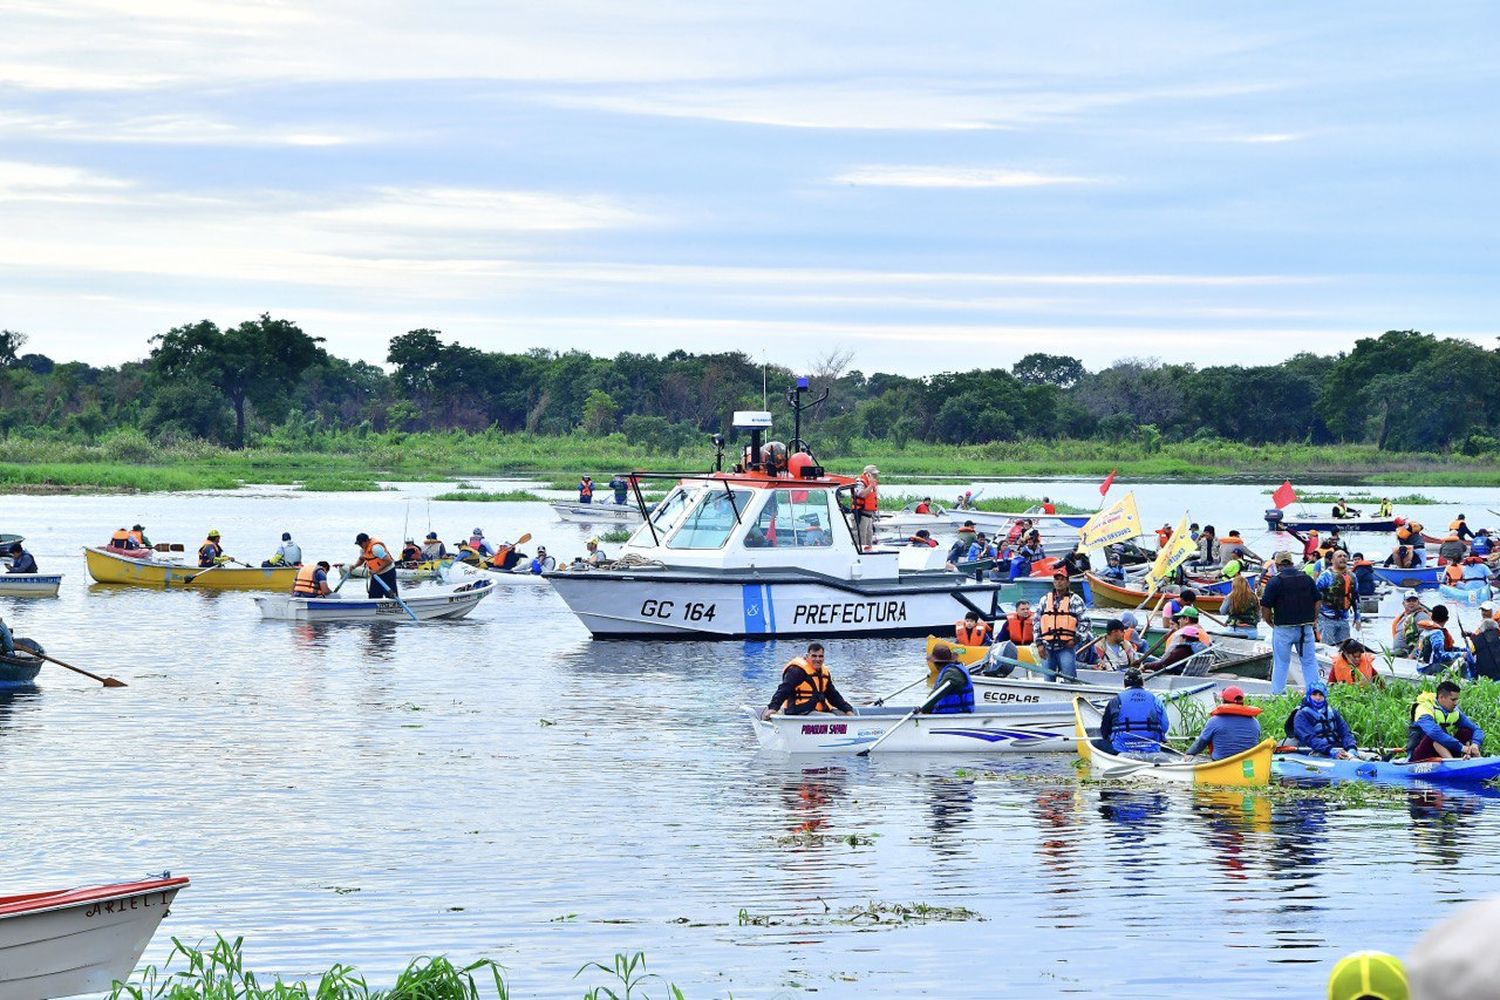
1407;681;1485;760
1315;550;1362;646
1289;680;1358;759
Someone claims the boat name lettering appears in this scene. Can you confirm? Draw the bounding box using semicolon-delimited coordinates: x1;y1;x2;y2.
981;692;1041;704
790;601;907;626
84;891;171;917
800;723;848;735
639;599;716;621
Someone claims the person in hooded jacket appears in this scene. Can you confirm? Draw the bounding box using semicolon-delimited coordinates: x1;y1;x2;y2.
1290;680;1358;758
1186;686;1262;760
1099;668;1170;754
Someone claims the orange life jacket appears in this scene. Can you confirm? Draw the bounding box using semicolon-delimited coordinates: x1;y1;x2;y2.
915;502;931;514
579;479;594;499
1041;503;1056;514
1210;703;1261;718
1037;591;1079;646
1450;519;1466;532
1320;570;1356;612
128;530;145;547
1006;613;1035;645
110;529;132;546
362;537;393;575
852;474;878;512
1156;528;1172;548
1329;652;1376;684
909;535;938;548
293;564;322;596
401;543;422;563
1396;522;1423;542
490;544;514;568
1445;563;1464;585
955;620;991;646
784;657;833;712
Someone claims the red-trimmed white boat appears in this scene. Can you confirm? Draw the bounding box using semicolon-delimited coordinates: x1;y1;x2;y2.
0;875;188;999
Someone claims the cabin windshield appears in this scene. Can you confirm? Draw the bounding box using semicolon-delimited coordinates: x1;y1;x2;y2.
645;487;693;533
665;487;756;550
742;488;836;549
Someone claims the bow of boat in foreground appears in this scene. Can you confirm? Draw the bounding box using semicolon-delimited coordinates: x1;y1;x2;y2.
0;573;63;598
254;578;494;622
1073;697;1272;787
0;875;188;1000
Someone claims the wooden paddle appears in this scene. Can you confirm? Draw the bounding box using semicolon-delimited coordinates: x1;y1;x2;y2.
856;698;929;757
183;562;225;586
35;651;126;687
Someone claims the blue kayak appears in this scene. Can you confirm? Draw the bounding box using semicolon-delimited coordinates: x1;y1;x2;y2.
1372;566;1442;590
1439;582;1492;606
1274;752;1500;785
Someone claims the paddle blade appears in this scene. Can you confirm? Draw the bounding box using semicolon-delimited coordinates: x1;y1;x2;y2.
103;677;128;687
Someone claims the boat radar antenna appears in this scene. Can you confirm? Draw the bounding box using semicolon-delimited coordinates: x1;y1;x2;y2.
786;375;828;457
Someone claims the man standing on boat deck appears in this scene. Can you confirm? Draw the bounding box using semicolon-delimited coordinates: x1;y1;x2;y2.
851;465;879;551
578;476;595;504
352;532;398;599
762;643;855;719
1259;551;1321;694
1036;568;1089;681
6;542;37;574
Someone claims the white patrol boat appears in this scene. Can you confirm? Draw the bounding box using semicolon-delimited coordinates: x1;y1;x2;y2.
545;391;1008;639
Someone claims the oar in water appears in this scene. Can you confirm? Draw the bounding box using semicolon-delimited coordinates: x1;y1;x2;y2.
35;651;126;688
183;562;226;586
370;571;420;623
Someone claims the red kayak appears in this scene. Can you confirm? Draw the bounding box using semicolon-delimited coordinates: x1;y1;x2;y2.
0;875;189;1000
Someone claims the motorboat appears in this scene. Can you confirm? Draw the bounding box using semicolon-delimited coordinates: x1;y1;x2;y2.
254;578;494;622
550;499;643;524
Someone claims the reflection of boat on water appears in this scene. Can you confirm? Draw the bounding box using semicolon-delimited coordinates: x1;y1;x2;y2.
546;399;1007;639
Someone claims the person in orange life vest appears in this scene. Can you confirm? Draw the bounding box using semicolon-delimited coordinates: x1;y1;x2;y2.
1451;513;1474;542
914;497;933;515
291;560;333;597
1328;639;1379;685
109;527;139;551
400;539;423;563
995;600;1034;645
1155;522;1173;549
129;524;151;548
851;465;879;550
762;643;854;719
1186;685;1262;760
578;476;594;504
352;532;398;599
955;611;991;646
1037;568;1088;680
908;529;938;548
1394;517;1427;560
197;529;228;567
1040;496;1057;515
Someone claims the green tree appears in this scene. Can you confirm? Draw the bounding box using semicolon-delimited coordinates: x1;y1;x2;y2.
581;389;620;435
0;330;27;367
1012;352;1086;388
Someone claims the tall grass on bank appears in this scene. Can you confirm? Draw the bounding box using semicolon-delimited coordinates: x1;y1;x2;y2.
1251;676;1500;754
432;490;543;502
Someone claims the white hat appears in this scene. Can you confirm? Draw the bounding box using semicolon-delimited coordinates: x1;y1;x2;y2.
1408;896;1500;1000
1482;601;1496;613
863;464;879;475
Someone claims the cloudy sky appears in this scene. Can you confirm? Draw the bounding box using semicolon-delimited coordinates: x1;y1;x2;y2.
5;2;1498;375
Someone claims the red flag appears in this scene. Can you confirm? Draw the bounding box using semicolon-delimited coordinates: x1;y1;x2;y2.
1098;469;1117;496
1272;480;1296;509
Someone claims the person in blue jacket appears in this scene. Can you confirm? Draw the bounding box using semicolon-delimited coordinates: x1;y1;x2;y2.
1099;668;1170;753
923;644;974;715
1407;682;1486;760
1186;685;1263;760
1290;680;1357;758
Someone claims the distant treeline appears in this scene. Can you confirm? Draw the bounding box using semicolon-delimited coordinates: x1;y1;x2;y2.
4;322;1498;456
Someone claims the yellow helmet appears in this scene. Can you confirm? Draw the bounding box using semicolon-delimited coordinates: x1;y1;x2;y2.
207;530;221;538
1328;951;1408;1000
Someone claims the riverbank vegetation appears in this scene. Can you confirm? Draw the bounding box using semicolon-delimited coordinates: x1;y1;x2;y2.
12;322;1500;491
1251;676;1499;754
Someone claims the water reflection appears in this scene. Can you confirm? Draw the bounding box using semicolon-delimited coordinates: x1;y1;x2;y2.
1409;787;1488;867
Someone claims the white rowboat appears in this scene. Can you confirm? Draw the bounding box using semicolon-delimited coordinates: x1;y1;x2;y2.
550;500;642;524
253;578;494;622
0;574;62;598
0;875;188;1000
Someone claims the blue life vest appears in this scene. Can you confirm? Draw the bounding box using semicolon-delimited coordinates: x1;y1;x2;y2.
1473;536;1493;557
931;665;975;714
1008;555;1031;580
1110;688;1166;752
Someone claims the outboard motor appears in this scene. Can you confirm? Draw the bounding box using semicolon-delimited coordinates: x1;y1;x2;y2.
1264;507;1284;527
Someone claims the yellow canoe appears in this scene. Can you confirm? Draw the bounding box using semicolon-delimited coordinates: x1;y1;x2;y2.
84;547;300;591
1072;696;1271;787
924;634;1037;667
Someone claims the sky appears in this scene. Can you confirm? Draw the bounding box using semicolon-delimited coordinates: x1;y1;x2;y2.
4;1;1499;376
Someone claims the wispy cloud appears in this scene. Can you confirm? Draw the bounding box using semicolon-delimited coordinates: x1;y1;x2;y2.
0;112;363;147
1221;132;1306;144
833;165;1095;188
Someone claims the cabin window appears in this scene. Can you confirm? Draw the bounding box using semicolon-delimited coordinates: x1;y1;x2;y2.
630;487;692;545
665;488;755;549
743;489;835;549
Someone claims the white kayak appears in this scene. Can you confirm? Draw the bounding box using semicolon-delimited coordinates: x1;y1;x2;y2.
0;573;63;597
253;578;494;622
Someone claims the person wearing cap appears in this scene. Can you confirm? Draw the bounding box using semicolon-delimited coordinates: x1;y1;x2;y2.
1036;568;1089;681
1290;680;1357;758
1259;550;1321;693
1099;668;1169;754
1097;552;1127;582
468;528;494;559
1407;680;1485;761
1328;639;1378;684
851;465;879;550
585;538;607;566
1146;607;1212;672
762;642;854;720
398;539;424;564
420;531;447;561
1186;686;1262;760
5;541;37;575
1096;619;1140;670
1315;550;1361;647
1118;612;1150;655
197;529;229;568
578;475;594;504
263;531;303;568
1391;592;1425;655
528;546;555;574
352;531;398;599
923;643;975;714
1329;950;1408;1000
128;523;152;549
1477;601;1499;636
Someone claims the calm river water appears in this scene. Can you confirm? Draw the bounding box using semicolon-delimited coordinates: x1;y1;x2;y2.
5;479;1499;998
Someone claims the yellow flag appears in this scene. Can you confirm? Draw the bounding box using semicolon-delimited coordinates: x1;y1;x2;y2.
1148;512;1194;588
1078;492;1142;552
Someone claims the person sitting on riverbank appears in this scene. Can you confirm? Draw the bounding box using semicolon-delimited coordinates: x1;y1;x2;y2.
955;611;991;646
197;530;228;568
421;532;447;561
1407;682;1485;761
762;643;855;719
6;542;37;574
292;560;333;597
924;644;975;714
264;531;303;567
1099;668;1169;754
1186;686;1262;760
1289;680;1358;759
1329;639;1379;684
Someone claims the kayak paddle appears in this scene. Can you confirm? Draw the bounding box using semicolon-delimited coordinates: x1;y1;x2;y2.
36;651;127;687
